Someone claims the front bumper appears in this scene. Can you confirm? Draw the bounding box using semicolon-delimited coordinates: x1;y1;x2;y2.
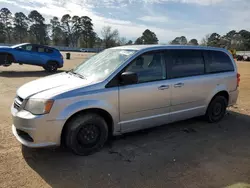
11;104;65;148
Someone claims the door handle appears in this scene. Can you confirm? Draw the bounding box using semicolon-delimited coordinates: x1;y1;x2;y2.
174;83;184;88
158;85;169;90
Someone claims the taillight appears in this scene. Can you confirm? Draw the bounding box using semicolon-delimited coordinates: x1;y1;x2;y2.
237;73;240;87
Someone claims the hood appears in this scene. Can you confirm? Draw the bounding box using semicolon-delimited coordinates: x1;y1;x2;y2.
0;46;11;50
17;72;94;99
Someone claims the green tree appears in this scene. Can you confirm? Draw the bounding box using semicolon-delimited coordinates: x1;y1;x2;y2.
60;14;72;46
171;36;187;45
134;29;158;44
60;14;94;47
188;39;198;45
126;40;133;45
50;16;65;45
0;22;6;42
134;37;143;44
141;29;158;44
239;30;250;50
81;16;95;47
13;12;29;43
0;8;12;43
207;33;220;47
28;10;48;44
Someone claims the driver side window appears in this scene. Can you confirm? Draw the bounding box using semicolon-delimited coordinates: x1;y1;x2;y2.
125;52;166;83
20;45;33;51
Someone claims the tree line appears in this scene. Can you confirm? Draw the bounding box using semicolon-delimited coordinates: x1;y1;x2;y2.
0;7;159;48
0;7;250;50
170;30;250;51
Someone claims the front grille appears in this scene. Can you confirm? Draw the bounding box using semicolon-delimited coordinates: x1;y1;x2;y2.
16;129;34;142
14;96;23;110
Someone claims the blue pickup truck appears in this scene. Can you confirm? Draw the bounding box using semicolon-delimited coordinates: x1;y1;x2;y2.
0;43;64;72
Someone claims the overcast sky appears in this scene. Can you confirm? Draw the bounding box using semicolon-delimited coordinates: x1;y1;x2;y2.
1;0;250;43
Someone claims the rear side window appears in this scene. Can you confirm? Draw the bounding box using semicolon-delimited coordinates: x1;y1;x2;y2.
167;50;205;78
205;51;234;73
45;48;54;53
37;47;45;53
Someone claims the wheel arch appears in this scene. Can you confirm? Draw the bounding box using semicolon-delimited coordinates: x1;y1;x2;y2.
47;60;59;66
206;90;229;110
60;108;114;145
0;52;16;62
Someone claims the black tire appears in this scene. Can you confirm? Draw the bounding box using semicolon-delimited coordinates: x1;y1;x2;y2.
2;54;13;67
205;96;228;123
65;113;108;156
44;61;58;72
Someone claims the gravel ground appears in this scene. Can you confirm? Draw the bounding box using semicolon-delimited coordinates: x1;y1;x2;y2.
0;53;250;188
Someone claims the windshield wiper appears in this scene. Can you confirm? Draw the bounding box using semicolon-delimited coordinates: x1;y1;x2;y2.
66;69;86;79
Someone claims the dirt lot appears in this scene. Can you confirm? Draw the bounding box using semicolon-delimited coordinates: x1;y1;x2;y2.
1;53;250;188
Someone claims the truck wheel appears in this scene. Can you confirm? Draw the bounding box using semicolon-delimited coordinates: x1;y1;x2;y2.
65;113;108;156
44;61;58;72
205;96;228;123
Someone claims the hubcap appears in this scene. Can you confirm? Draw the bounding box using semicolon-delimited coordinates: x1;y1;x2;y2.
213;103;222;116
48;63;57;71
50;64;55;71
77;124;100;147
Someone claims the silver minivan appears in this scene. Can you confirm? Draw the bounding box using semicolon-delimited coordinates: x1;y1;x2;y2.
11;45;239;155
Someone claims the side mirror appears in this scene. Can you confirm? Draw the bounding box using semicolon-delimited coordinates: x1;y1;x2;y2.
15;47;23;51
120;71;138;85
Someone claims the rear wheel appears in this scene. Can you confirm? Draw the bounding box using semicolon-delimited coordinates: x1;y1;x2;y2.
205;96;228;123
65;113;108;156
44;61;58;72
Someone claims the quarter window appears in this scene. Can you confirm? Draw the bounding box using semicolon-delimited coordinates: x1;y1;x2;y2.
125;52;166;83
167;50;205;78
45;48;54;53
206;51;234;73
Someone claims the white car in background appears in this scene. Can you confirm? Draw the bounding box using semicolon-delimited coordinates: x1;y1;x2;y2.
79;48;88;52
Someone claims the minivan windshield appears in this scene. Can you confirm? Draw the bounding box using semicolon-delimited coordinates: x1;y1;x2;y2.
73;48;137;82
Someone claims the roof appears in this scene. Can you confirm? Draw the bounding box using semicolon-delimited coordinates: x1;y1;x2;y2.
111;44;227;52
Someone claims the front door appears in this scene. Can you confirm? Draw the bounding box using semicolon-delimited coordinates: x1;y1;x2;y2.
119;51;171;133
16;44;41;65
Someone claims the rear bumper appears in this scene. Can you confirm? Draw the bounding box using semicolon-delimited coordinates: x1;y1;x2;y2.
228;89;239;106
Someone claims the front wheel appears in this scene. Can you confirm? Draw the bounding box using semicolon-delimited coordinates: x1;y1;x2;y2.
65;113;109;156
44;61;58;72
205;96;228;123
0;54;13;67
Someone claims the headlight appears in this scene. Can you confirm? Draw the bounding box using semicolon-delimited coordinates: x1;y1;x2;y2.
24;99;54;115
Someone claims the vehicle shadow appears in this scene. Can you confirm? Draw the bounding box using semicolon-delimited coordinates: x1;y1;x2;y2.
22;111;250;188
0;70;64;78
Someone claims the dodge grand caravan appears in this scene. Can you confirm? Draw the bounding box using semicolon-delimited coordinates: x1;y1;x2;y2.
11;45;239;155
